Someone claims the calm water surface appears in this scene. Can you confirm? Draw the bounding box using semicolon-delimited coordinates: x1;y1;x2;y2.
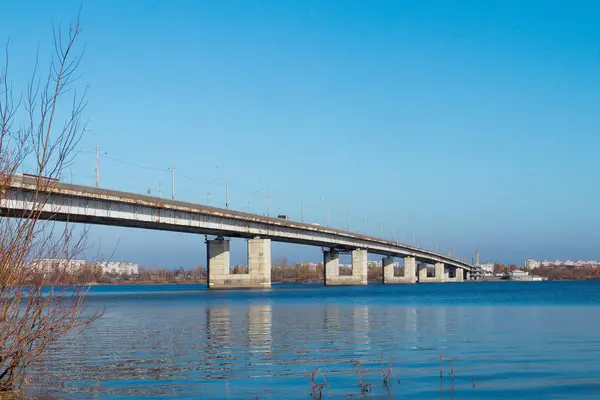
33;281;600;399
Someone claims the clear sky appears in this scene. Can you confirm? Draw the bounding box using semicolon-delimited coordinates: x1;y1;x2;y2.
2;1;599;267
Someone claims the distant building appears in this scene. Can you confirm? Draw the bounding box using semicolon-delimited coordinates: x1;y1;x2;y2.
510;269;529;280
479;263;494;276
30;259;86;274
524;259;540;270
97;261;139;275
534;259;600;268
307;262;320;272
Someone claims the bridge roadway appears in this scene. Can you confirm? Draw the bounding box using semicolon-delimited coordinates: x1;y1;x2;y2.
1;174;473;288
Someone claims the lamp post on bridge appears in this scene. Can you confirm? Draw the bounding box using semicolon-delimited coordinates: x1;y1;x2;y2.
266;187;270;217
171;162;175;200
216;165;228;209
84;128;99;188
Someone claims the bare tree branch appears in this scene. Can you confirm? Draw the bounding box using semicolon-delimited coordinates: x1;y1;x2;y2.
0;10;99;393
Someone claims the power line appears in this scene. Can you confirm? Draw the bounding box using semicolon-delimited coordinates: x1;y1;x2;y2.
101;154;168;172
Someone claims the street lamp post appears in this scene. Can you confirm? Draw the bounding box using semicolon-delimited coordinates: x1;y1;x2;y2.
84;128;99;187
171;162;175;200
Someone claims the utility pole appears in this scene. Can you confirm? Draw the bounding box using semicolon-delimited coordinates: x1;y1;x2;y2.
225;174;229;209
266;188;270;216
171;162;175;200
248;200;251;213
94;144;99;188
158;180;162;198
325;207;329;227
207;190;211;205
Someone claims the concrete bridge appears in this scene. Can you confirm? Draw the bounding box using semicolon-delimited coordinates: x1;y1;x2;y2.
1;174;473;289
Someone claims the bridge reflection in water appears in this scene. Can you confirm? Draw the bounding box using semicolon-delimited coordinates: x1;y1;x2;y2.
33;292;496;398
27;285;600;399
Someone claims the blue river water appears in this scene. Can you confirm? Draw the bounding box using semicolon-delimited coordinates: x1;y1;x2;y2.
32;281;600;399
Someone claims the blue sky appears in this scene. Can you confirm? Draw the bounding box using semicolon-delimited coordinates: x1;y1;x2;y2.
2;1;599;267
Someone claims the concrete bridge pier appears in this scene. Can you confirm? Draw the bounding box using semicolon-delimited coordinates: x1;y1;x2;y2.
383;256;417;284
248;238;272;288
324;248;367;286
382;256;394;283
405;257;417;282
352;249;368;285
207;237;271;289
418;262;446;283
448;264;467;282
207;237;230;289
418;262;428;282
323;249;340;285
443;265;452;281
435;262;445;282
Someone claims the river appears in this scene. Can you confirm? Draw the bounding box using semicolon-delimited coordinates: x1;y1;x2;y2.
31;281;600;399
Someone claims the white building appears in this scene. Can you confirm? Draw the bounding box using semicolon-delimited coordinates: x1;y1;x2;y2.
307;262;319;272
97;261;139;276
524;259;540;270
30;259;86;274
479;263;495;276
538;259;600;268
510;269;529;280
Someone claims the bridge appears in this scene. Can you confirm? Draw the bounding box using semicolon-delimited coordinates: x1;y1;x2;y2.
1;174;473;289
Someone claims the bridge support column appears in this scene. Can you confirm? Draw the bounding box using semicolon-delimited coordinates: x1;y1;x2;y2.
465;270;471;281
382;256;394;283
207;237;271;289
443;265;451;281
445;266;458;282
405;257;417;282
383;256;417;284
323;249;340;285
418;263;428;283
248;238;271;288
456;267;464;282
419;262;446;283
352;249;368;285
207;238;231;289
435;262;445;282
323;249;367;286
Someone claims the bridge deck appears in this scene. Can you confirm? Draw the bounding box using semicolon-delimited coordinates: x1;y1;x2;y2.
1;175;472;270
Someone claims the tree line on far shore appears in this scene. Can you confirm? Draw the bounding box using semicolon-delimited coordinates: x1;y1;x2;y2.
30;260;396;285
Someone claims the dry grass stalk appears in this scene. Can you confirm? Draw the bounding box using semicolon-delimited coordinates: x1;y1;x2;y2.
0;12;100;392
